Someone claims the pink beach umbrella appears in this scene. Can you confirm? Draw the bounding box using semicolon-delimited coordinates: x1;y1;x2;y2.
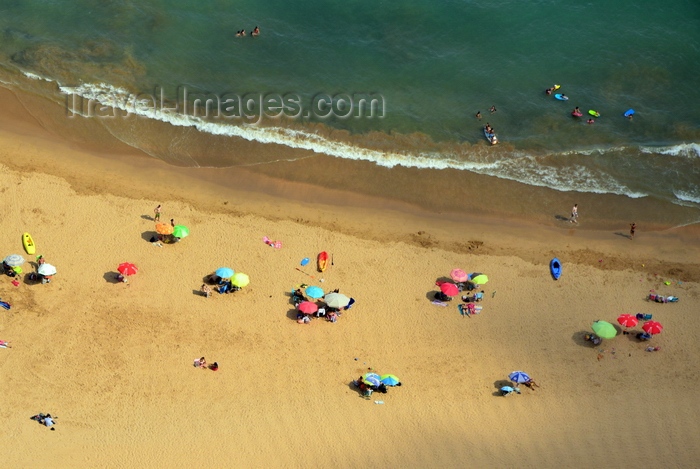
439;282;460;297
450;269;468;283
642;321;664;335
297;301;318;315
617;314;638;329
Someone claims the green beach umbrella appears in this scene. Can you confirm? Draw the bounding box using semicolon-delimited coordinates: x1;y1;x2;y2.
172;225;190;238
591;320;617;339
231;272;250;288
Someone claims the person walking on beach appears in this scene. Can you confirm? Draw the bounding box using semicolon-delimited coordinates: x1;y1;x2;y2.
170;218;175;227
154;204;162;222
570;204;578;224
630;222;636;239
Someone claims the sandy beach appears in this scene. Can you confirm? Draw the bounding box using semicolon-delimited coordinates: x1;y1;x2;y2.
1;86;700;468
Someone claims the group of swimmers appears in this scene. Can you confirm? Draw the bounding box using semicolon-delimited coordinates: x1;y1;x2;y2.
236;26;260;37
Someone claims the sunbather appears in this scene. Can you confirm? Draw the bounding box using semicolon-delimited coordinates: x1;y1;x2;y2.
523;378;540;390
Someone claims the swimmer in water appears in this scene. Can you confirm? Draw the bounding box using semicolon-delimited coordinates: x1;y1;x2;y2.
587;118;595;124
252;26;260;36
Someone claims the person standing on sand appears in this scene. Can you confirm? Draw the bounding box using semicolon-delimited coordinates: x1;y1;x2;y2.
154;204;162;222
570;204;578;224
630;222;636;239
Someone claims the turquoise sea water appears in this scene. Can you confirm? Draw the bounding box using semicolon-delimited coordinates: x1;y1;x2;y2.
0;0;699;213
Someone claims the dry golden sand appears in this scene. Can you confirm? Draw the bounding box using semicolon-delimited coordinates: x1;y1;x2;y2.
0;91;699;467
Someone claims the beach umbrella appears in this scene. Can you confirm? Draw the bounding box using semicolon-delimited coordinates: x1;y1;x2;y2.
3;254;25;267
172;225;189;238
508;371;531;384
297;301;318;314
305;285;324;299
37;263;57;276
363;374;381;388
642;321;664;335
231;272;250;288
450;268;468;282
324;292;350;308
117;262;138;276
591;320;617;339
380;374;400;386
155;223;174;235
215;267;234;279
617;314;638;328
471;274;489;285
440;282;460;296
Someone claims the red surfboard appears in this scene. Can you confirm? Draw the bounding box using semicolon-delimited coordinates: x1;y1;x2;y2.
317;251;329;272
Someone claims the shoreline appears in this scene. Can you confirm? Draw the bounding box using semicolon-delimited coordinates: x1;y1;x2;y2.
1;85;699;282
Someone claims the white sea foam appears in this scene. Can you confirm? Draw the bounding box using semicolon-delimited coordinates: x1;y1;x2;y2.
21;70;53;82
56;81;652;198
640;143;700;158
673;189;700;205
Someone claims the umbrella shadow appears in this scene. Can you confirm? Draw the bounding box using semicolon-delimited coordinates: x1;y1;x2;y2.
192;289;208;298
286;308;301;321
425;291;454;303
103;271;122;284
347;380;369;399
141;231;158;243
493;379;512;397
572;330;597;348
614;231;632;240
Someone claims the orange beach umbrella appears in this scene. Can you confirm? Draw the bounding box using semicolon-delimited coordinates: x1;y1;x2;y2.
155;223;174;235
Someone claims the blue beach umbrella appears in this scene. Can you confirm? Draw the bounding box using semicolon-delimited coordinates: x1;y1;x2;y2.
508;371;531;384
305;285;324;299
380;374;400;386
215;267;234;279
363;374;381;388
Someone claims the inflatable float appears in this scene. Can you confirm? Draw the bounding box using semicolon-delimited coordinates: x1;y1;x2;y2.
554;93;569;101
588;110;600;118
22;233;35;255
550;258;562;280
317;251;329;272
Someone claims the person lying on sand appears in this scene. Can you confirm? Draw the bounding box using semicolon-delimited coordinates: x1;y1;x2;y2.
201;284;212;298
194;357;207;368
0;340;11;348
523;378;540;390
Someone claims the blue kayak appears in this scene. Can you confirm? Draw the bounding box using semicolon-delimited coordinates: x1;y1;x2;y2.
550;258;562;280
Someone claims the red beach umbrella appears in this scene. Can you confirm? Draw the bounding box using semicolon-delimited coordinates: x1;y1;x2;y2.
617;314;638;328
642;321;663;335
297;301;318;315
439;282;460;297
118;262;139;276
450;269;469;283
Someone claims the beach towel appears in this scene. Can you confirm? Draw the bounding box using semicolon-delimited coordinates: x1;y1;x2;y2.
0;301;10;310
263;236;282;249
431;300;448;307
0;340;9;348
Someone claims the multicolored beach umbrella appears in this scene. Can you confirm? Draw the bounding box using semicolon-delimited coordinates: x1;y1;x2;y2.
380;374;400;386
